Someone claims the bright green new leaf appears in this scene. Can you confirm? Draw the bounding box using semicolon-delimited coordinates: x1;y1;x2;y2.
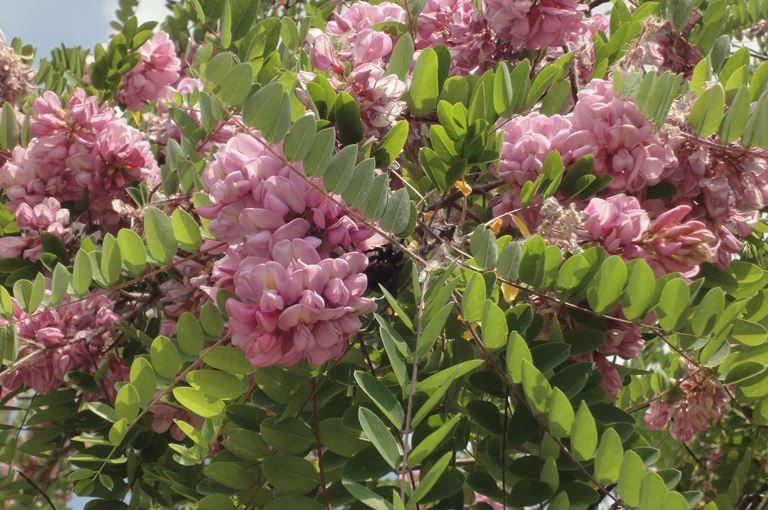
731;319;768;346
129;357;156;405
374;120;408;167
150;336;182;379
586;255;627;314
662;491;689;510
521;359;552;414
462;273;485;323
117;228;147;276
387;33;414;81
171;209;202;252
594;428;624;484
719;86;750;143
482;299;507;350
623;259;656;320
639;471;667;509
688;84;724;137
203;346;255;374
172;387;225;417
408;48;439;117
570;401;597;461
657;278;689;330
618;451;646;506
506;332;532;384
144;207;178;264
51;263;70;305
342;480;392;510
187;370;245;400
547;387;574;437
493;62;514;116
72;249;92;296
115;383;140;421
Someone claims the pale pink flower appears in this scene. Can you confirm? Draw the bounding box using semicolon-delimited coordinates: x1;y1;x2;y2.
118;31;181;110
346;64;407;137
582;194;650;254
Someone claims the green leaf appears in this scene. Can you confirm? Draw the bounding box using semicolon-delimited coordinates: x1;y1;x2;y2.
493;62;513;116
171;209;202;252
203;462;257;491
622;259;656;320
333;91;364;145
280;17;300;50
409;415;461;465
219;0;232;47
219;63;252;106
378;188;412;235
51;263;70;305
657;278;689;330
408;48;439;117
688;84;724;137
343;480;393;510
108;418;128;445
150;336;182;379
378;317;408;391
506;332;533;384
303;127;335;177
243;83;286;141
731;319;768;346
725;361;766;384
594;428;624;484
639;471;667;509
358;407;401;469
187;370;244;400
343;159;375;209
462;273;485;323
691;287;724;336
417;302;452;357
99;234;121;286
144;207;177;264
28;273;45;313
742;90;768;149
586;255;627;314
354;371;404;429
115;384;140;421
72;249;92;296
129;357;156;405
547;387;575;437
481;299;507;350
203;346;254;374
662;491;689;510
409;452;451;505
0;102;19;150
172;387;225;418
521;360;552;414
176;312;204;356
116;229;147;276
283;114;317;162
618;451;645;506
470;225;498;269
261;417;314;454
387;33;414;81
324;144;357;193
497;241;522;282
374;120;408;167
570;401;597;461
719;86;750;143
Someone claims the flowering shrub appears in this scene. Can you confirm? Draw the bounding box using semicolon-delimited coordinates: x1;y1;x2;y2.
0;1;767;509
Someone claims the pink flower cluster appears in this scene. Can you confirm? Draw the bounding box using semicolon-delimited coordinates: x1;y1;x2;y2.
306;2;407;137
198;133;376;367
645;365;731;442
0;197;70;261
118;31;181;110
0;293;120;396
483;0;587;49
0;89;159;233
583;195;717;277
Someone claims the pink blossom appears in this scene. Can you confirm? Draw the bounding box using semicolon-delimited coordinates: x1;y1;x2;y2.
644;365;730;442
582;194;650;254
322;2;405;67
0;31;34;104
149;397;204;440
563;79;676;192
640;205;718;277
307;29;344;74
227;241;375;367
346;64;407;137
118;31;181;110
483;0;586;49
595;355;623;400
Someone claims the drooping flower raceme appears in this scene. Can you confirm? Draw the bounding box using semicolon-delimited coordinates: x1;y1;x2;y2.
198;133;377;367
0;31;34;105
483;0;587;49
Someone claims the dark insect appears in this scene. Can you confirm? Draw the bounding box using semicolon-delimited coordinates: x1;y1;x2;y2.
364;244;405;292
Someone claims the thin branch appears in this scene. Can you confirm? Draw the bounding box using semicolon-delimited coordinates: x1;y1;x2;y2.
15;469;57;510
